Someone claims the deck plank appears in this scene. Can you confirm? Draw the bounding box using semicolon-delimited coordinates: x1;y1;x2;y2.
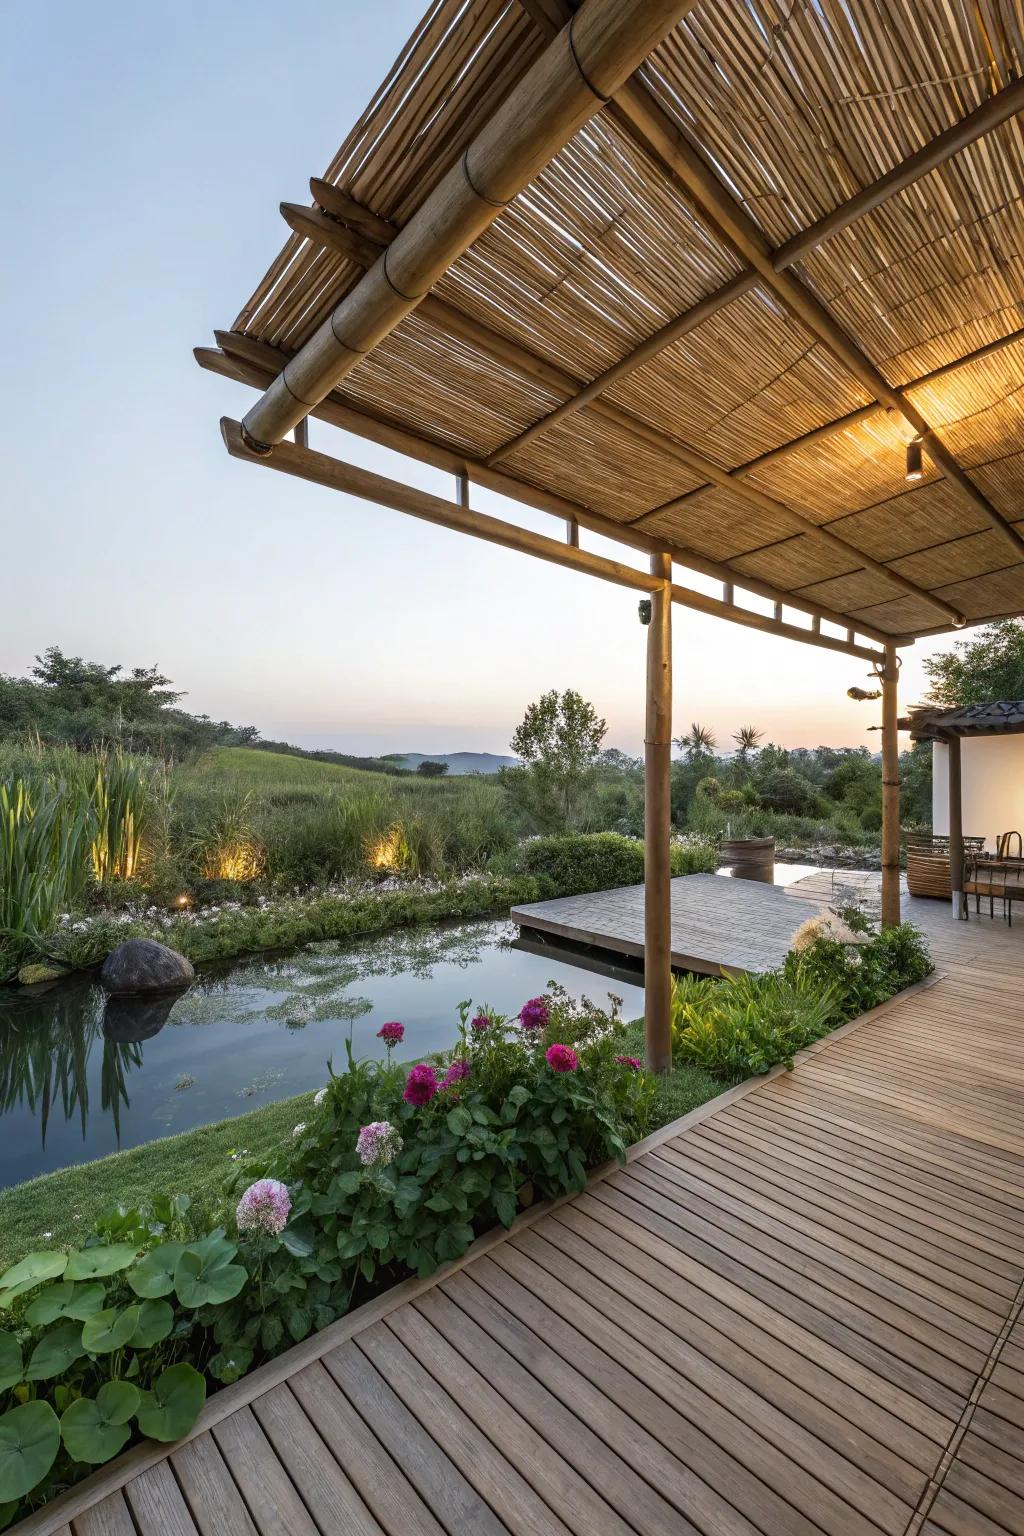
17;871;1024;1536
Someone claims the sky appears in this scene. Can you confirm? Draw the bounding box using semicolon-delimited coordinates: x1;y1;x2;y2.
1;0;957;758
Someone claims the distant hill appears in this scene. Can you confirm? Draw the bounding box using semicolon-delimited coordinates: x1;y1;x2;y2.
384;751;518;776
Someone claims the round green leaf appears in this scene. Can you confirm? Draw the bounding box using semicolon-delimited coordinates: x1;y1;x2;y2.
81;1307;141;1355
64;1245;139;1281
135;1363;205;1442
0;1401;60;1501
130;1300;173;1350
0;1251;69;1309
126;1242;186;1299
24;1281;105;1327
173;1249;246;1309
0;1334;22;1394
60;1380;140;1465
25;1322;85;1381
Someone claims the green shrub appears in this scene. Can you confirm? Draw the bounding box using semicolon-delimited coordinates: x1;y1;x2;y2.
520;831;716;896
671;968;838;1077
785;917;932;1020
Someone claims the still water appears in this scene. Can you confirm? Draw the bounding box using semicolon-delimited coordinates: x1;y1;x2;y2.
0;921;644;1188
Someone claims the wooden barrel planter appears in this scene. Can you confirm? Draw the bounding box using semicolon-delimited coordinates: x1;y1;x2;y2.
722;837;775;883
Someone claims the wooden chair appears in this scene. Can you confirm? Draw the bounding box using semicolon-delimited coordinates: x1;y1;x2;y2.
997;830;1023;859
964;852;1006;920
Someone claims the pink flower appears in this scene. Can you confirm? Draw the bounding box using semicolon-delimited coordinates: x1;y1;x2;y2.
356;1120;403;1167
236;1178;291;1236
470;1013;491;1032
403;1063;439;1106
377;1021;404;1047
441;1058;470;1090
546;1044;579;1073
615;1055;642;1071
518;997;549;1031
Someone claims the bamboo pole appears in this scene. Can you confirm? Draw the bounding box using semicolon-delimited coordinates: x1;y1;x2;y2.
947;737;966;921
880;646;901;930
278;204;966;628
219;415;887;663
240;0;702;448
200;338;901;647
645;551;673;1074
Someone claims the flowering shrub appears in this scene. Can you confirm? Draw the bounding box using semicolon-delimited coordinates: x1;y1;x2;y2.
0;987;656;1526
672;913;932;1078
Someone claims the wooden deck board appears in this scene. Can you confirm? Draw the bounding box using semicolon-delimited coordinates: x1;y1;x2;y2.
18;873;1024;1536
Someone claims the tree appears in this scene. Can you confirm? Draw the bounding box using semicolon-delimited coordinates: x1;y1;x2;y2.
416;759;449;777
503;689;607;829
924;619;1024;708
732;724;763;763
674;722;717;763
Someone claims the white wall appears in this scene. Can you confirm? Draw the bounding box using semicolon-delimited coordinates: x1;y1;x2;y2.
932;737;1024;852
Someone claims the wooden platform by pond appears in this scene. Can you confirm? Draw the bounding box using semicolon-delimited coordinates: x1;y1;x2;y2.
512;867;1024;979
18;943;1024;1536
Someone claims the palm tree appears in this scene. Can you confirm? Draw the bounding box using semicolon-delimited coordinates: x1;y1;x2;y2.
733;724;763;763
674;723;717;763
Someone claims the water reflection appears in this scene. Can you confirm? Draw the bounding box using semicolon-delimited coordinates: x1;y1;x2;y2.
0;920;644;1188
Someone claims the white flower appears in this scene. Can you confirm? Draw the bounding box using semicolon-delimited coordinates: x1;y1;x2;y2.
314;1087;328;1107
292;1121;307;1139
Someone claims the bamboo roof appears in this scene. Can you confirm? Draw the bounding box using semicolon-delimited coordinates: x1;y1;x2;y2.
907;697;1024;738
211;0;1024;643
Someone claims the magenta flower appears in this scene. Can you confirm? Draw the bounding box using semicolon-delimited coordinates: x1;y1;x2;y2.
403;1063;439;1106
615;1055;642;1071
441;1058;470;1090
470;1013;491;1032
546;1043;579;1073
377;1021;404;1047
356;1120;403;1167
518;997;549;1031
236;1178;291;1236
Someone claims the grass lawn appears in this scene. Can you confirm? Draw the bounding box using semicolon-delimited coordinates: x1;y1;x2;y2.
0;1026;724;1271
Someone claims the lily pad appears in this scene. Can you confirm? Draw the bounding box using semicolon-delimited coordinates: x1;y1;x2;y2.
64;1245;140;1282
60;1381;140;1465
24;1282;105;1327
0;1401;60;1501
24;1322;85;1381
126;1243;186;1300
135;1363;205;1442
130;1300;173;1350
81;1307;141;1355
174;1246;246;1309
0;1334;22;1394
0;1252;68;1308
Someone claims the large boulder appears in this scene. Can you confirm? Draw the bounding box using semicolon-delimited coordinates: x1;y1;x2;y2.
100;938;194;996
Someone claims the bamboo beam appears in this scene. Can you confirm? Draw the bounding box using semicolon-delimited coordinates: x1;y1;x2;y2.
635;326;1024;522
645;550;673;1074
485;270;758;464
240;0;702;448
608;79;1024;565
201;333;900;645
219;417;887;662
282;201;964;628
879;647;901;930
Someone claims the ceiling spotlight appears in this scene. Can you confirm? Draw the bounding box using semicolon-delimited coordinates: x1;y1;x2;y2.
905;436;923;482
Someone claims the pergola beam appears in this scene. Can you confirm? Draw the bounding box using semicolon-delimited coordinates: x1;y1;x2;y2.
219;417;887;663
283;199;965;628
200;333;900;646
239;0;704;449
609;79;1024;566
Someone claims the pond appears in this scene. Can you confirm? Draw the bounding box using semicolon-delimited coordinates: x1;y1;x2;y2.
0;921;644;1189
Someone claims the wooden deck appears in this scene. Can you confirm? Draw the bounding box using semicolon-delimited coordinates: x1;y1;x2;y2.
511;866;1024;978
18;890;1024;1536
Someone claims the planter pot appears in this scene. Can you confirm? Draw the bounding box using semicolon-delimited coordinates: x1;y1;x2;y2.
722;837;775;884
517;1180;535;1211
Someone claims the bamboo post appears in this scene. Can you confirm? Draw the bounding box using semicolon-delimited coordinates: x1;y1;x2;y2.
645;551;673;1074
880;645;901;930
948;737;966;921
